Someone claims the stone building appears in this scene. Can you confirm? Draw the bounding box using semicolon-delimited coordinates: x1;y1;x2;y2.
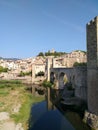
52;50;86;68
32;56;46;83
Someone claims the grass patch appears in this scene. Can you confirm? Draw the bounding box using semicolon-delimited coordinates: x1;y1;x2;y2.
11;93;33;129
0;90;9;96
11;94;44;130
0;80;44;130
0;102;5;107
0;80;21;84
0;80;22;89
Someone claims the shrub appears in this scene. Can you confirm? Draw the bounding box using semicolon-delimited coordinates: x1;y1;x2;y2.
36;71;45;77
73;62;87;67
18;71;32;77
0;66;8;73
42;80;52;88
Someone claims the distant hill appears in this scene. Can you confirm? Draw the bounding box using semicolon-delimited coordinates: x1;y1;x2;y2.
37;50;86;57
0;57;20;61
37;51;66;57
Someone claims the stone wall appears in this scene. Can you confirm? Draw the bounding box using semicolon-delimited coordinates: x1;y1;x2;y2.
74;67;87;102
84;111;98;130
0;72;32;84
87;16;98;115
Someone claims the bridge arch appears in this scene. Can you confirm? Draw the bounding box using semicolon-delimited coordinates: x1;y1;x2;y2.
59;72;68;89
50;72;56;84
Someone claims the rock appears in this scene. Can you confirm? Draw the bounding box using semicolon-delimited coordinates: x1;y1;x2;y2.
0;112;10;121
1;121;15;130
12;104;21;113
15;123;24;130
0;122;24;130
84;111;98;130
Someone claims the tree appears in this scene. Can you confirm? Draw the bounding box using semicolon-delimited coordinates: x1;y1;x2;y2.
38;52;44;56
0;66;8;73
36;71;45;77
73;62;87;67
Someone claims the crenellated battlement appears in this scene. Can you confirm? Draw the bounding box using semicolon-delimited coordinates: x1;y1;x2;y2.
87;16;98;26
87;16;98;68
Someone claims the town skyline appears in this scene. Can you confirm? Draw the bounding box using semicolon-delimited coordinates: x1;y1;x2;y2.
0;0;98;58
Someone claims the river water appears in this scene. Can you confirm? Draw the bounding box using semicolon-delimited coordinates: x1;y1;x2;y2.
28;101;75;130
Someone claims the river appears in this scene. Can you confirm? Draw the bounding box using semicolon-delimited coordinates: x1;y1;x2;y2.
28;101;75;130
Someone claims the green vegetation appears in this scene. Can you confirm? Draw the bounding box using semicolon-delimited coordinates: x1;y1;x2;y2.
42;79;53;88
36;71;45;77
0;80;22;89
0;90;9;96
73;62;87;67
0;80;44;130
18;71;32;77
76;50;87;54
37;50;87;57
11;94;44;129
0;66;8;73
37;51;66;57
0;79;21;84
37;52;44;56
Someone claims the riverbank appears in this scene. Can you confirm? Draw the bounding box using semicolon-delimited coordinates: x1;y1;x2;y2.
0;80;44;130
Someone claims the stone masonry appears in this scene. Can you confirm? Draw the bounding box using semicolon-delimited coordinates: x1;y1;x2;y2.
87;16;98;115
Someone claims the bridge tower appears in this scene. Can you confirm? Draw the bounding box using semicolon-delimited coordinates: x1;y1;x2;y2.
87;16;98;115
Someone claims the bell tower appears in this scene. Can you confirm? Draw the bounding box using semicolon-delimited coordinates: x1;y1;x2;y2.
87;16;98;115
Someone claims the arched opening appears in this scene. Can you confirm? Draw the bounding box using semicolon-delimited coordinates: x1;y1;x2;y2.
59;72;68;89
50;72;55;84
72;75;75;89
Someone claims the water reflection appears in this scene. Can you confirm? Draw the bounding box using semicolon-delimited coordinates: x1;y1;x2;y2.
28;100;75;130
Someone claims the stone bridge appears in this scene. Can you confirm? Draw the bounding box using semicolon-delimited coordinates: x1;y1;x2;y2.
49;66;87;102
50;68;73;89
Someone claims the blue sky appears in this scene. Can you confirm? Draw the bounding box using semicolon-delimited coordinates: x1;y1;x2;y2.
0;0;98;58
